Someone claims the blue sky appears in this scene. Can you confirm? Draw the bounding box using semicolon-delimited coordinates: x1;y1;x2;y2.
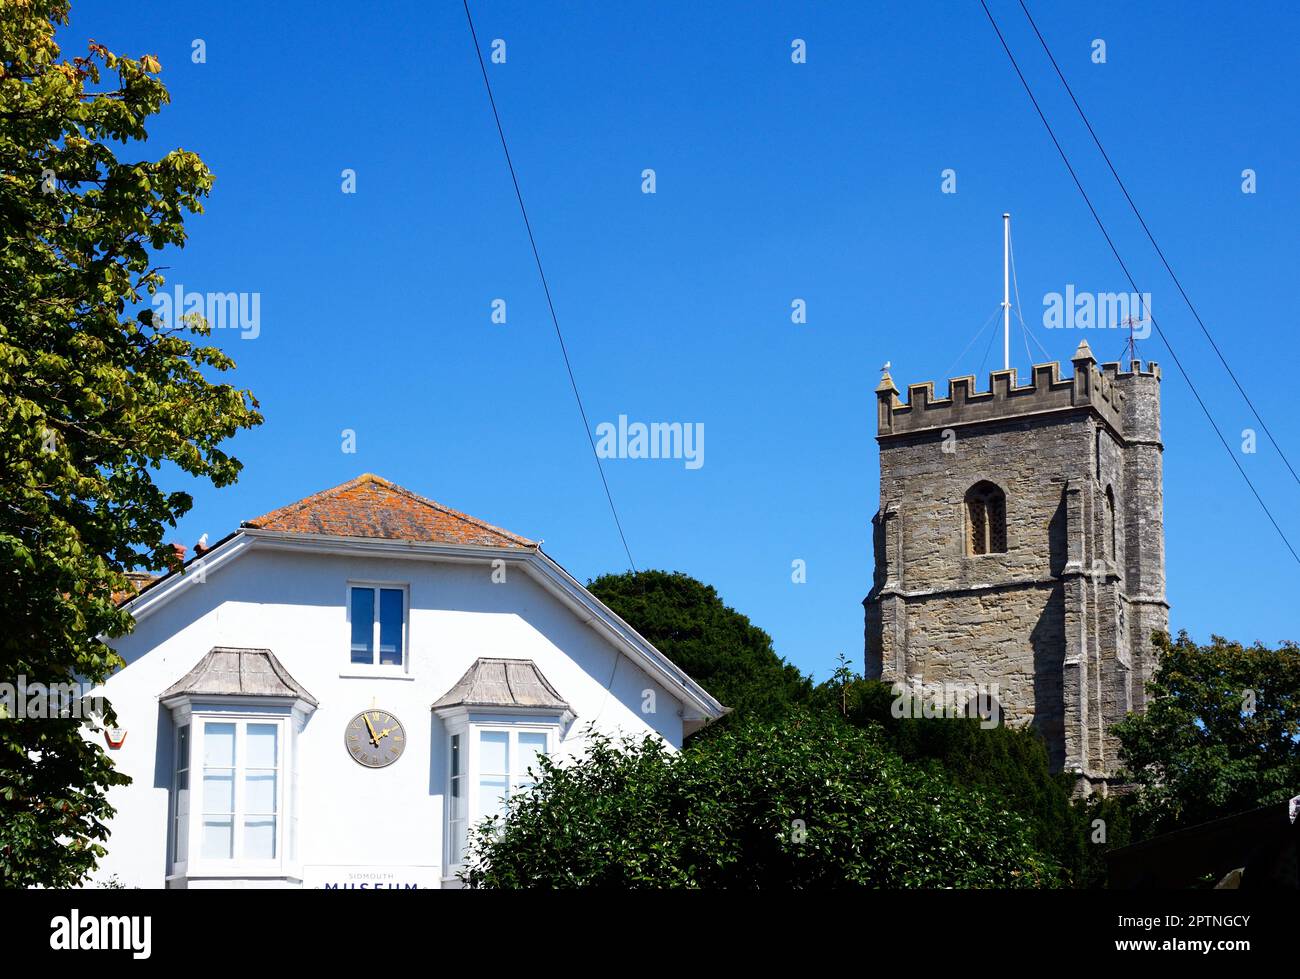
68;0;1300;681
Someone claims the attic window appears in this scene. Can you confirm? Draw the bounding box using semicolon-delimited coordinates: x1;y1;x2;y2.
349;584;406;667
965;481;1007;555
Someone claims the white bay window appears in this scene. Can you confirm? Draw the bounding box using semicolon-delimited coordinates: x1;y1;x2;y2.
431;657;573;877
440;720;558;870
161;647;317;887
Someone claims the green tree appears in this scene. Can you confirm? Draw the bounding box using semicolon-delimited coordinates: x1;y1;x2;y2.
465;710;1059;888
821;677;1128;887
0;1;261;885
1113;631;1300;837
587;570;812;723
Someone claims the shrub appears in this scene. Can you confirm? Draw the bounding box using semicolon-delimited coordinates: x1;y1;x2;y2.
465;710;1059;888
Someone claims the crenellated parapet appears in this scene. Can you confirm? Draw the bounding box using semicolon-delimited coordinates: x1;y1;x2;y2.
866;334;1165;792
1100;360;1162;382
876;339;1159;441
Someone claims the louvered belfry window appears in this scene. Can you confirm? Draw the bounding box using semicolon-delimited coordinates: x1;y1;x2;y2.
965;481;1007;555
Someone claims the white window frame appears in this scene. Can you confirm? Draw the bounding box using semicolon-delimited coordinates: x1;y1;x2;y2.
342;581;411;679
168;705;300;882
172;724;190;865
442;715;559;872
446;732;466;871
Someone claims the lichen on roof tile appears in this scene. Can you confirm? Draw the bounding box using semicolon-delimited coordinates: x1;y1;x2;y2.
242;473;536;548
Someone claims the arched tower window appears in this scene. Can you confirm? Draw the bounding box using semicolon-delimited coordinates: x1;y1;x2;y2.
965;481;1007;555
1104;486;1117;560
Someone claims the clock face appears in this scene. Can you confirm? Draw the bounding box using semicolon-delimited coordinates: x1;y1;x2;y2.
345;709;406;768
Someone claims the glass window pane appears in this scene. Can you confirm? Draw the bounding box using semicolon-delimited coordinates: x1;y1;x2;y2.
176;725;190;789
478;775;509;820
174;744;190;866
204;722;235;767
517;732;547;778
203;772;234;813
378;589;403;665
246;724;278;769
243;817;277;860
201;818;233;859
350;587;375;664
244;771;277;814
479;731;508;774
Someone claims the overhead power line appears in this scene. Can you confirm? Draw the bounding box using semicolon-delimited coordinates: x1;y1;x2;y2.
462;0;637;572
978;0;1300;566
1017;0;1300;493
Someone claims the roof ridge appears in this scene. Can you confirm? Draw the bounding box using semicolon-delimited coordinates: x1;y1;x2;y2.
502;659;517;703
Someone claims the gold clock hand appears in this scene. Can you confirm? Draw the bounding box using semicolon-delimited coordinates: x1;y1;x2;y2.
363;714;381;746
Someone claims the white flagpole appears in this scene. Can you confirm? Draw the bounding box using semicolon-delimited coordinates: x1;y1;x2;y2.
1002;212;1011;372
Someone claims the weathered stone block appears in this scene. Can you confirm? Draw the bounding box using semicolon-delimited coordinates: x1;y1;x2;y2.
866;343;1168;791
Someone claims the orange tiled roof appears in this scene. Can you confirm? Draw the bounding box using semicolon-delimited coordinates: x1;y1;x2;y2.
242;474;537;549
111;570;161;606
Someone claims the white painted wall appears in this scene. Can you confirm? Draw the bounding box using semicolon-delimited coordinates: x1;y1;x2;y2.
91;544;685;888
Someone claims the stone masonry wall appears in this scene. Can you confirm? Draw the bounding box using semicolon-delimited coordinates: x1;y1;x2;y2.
866;349;1165;788
868;413;1088;770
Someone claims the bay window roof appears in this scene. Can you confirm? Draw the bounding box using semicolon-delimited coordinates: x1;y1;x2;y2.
160;647;318;707
432;658;569;713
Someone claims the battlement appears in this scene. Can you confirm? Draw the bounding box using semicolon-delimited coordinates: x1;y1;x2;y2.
876;339;1160;439
1100;360;1162;381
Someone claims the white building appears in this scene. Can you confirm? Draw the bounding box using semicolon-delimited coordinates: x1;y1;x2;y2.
93;474;725;889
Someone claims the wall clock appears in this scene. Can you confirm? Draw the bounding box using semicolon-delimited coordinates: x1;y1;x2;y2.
345;709;406;768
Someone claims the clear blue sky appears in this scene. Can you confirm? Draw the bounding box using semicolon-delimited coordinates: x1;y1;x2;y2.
68;1;1300;681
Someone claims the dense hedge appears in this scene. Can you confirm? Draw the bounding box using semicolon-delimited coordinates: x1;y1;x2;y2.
825;679;1129;887
465;710;1060;889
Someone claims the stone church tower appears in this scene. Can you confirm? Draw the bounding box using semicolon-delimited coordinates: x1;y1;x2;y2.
864;340;1167;791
